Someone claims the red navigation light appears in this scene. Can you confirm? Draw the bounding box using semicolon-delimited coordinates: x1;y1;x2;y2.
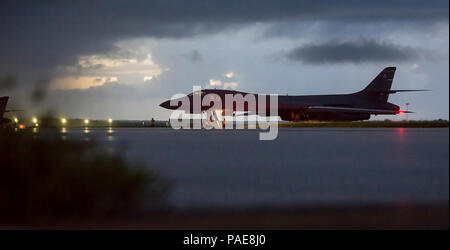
398;110;405;114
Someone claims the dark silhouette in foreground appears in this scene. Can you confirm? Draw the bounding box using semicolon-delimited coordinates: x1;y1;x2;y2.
0;129;169;223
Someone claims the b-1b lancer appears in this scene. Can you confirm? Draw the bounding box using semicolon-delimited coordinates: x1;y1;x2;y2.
160;67;427;121
0;96;12;125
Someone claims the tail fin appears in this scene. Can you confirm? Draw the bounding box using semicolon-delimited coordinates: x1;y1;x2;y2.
361;67;396;102
0;96;9;118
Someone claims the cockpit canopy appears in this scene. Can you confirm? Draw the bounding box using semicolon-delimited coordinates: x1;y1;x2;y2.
188;90;206;96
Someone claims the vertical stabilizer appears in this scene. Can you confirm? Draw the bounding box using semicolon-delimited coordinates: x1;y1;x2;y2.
361;67;396;102
0;96;9;119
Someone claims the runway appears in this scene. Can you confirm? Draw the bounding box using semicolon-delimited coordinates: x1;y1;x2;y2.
51;127;450;210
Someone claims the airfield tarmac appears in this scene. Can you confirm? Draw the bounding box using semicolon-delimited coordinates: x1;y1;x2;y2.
52;127;449;209
5;127;448;229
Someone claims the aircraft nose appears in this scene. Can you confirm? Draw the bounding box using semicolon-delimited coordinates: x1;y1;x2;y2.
159;100;171;109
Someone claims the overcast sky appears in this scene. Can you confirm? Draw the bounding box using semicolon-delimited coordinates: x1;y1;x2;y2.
1;0;448;120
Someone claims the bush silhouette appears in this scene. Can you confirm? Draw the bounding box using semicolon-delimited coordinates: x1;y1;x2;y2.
0;130;169;222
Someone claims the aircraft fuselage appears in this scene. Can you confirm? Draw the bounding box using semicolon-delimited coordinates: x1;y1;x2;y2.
160;67;420;122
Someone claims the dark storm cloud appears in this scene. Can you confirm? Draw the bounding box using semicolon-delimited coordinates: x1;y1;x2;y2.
286;40;419;64
0;0;447;76
188;50;203;63
0;75;17;91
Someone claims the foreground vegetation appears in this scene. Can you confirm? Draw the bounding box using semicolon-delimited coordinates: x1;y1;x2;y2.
278;119;449;128
0;129;169;222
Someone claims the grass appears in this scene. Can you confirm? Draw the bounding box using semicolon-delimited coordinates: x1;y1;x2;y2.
278;119;449;128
